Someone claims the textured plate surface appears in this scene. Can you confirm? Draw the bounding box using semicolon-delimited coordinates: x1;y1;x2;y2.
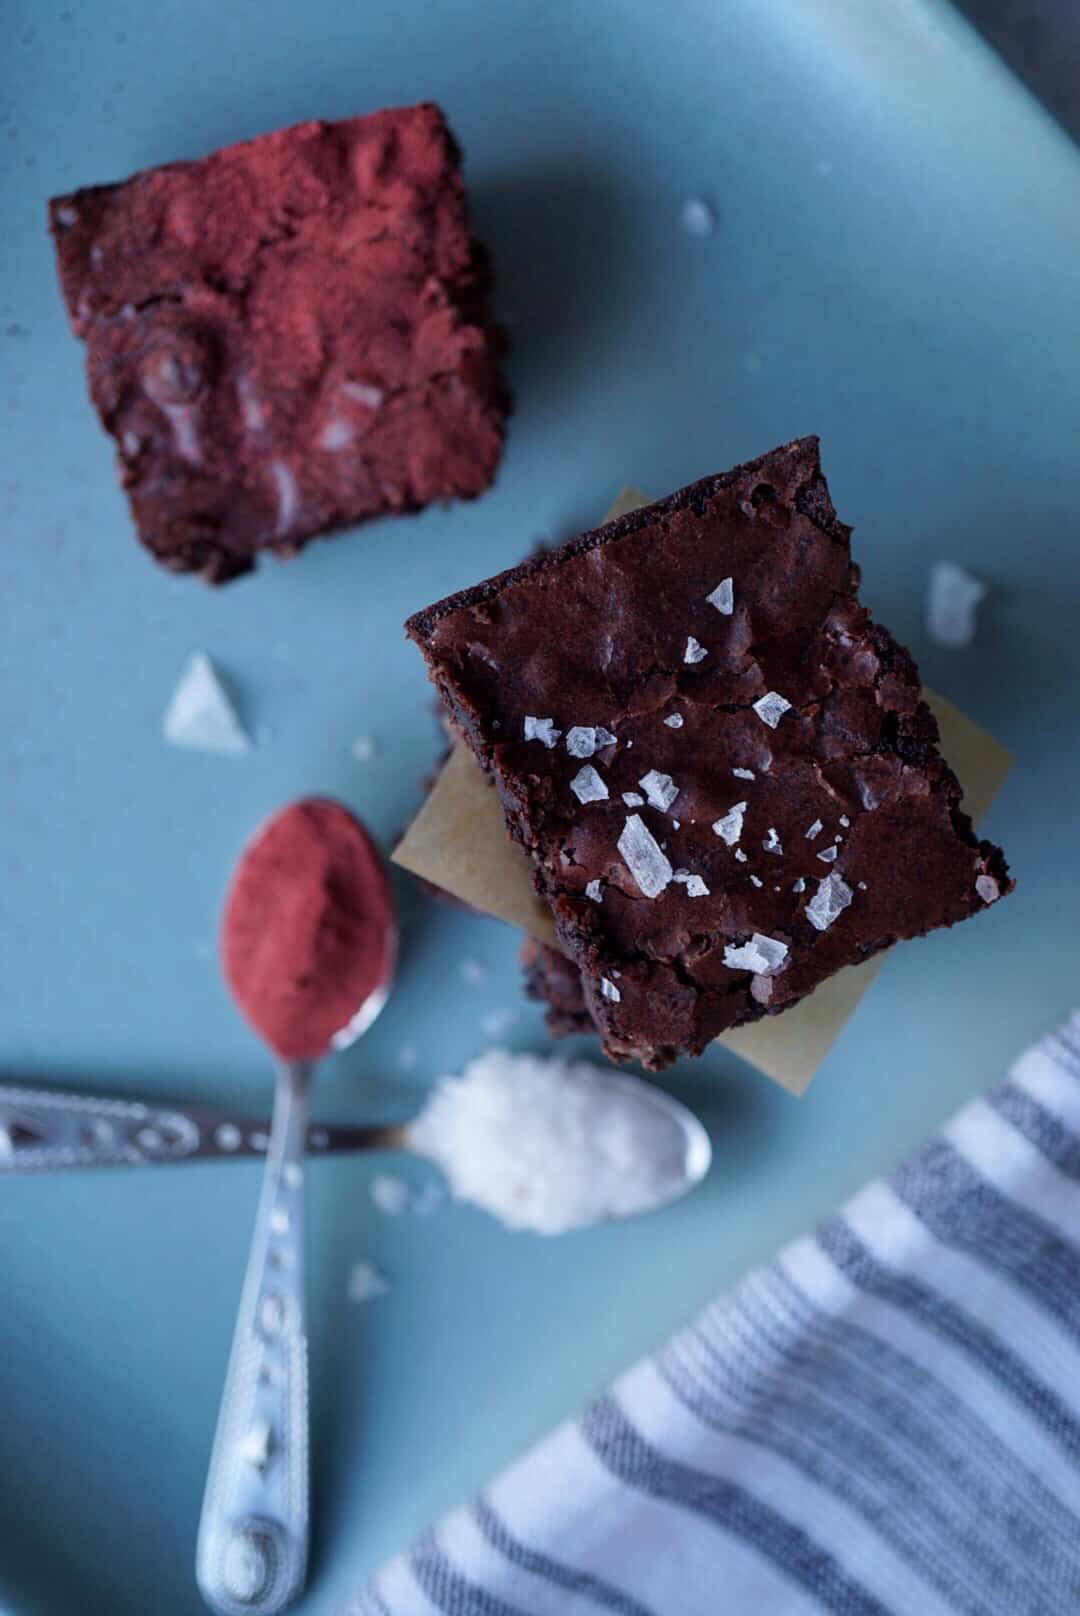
2;1;1079;1612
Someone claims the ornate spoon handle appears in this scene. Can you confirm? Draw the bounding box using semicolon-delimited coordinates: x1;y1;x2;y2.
196;1061;311;1615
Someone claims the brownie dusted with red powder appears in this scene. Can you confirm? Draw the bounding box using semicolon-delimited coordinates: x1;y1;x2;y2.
49;104;508;582
408;437;1012;1071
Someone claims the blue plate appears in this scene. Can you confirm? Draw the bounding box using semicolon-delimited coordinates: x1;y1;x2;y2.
3;2;1079;1611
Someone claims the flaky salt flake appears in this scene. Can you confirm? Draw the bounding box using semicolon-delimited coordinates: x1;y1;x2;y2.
857;881;868;891
483;1008;520;1039
617;815;673;898
162;652;251;756
752;691;792;729
723;933;789;974
806;873;854;932
927;561;987;648
793;878;807;893
347;1260;389;1303
566;725;618;758
805;819;823;840
524;715;560;747
749;875;763;887
684;636;708;664
839;815;851;828
976;874;1001;904
763;827;782;855
664;713;684;729
735;849;748;863
601;977;621;1002
622;791;644;807
817;846;838;864
672;820;681;829
571;764;608;804
639;770;679;812
680;196;717;237
371;1173;410;1216
733;767;756;780
673;870;710;898
585;880;603;902
706;578;734;616
712;801;747;846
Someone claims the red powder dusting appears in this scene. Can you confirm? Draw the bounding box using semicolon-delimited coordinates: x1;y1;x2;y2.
222;798;396;1062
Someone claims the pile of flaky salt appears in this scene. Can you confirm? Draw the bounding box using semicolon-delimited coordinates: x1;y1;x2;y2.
405;1047;703;1235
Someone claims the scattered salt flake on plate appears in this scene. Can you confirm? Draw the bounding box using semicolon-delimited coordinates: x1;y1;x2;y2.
664;713;684;729
817;846;838;864
673;870;710;897
460;957;488;985
601;977;621;1002
684;636;708;664
806;873;854;932
639;770;679;811
805;819;823;840
622;791;644;807
706;578;734;615
350;735;376;762
566;725;616;758
733;767;756;780
371;1172;411;1217
680;196;717;237
571;764;609;804
411;1180;444;1217
712;801;747;845
618;815;673;898
347;1260;389;1303
763;827;783;854
926;561;988;648
723;934;789;974
162;652;250;756
752;691;792;729
483;1007;520;1039
524;715;560;747
585;880;604;902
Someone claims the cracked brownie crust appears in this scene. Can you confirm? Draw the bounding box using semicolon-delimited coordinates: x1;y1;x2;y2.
49;103;508;582
408;437;1012;1070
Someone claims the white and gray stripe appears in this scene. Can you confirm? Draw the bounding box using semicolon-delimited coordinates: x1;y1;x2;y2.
351;1013;1080;1615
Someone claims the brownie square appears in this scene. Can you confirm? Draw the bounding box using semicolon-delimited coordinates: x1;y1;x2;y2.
407;437;1012;1070
49;103;508;582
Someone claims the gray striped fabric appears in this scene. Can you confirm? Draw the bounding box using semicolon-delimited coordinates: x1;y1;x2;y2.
347;1014;1080;1616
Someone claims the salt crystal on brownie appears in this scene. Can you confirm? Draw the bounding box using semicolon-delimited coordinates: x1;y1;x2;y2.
618;815;673;898
684;636;708;664
639;770;680;812
712;802;747;846
571;765;609;804
524;716;560;747
752;691;792;729
806;873;854;932
706;577;734;615
723;934;789;974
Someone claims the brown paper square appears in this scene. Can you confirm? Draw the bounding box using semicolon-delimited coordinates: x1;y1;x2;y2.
393;490;1013;1093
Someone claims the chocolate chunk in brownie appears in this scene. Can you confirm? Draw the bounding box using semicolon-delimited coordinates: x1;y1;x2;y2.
407;436;1012;1070
49;103;508;582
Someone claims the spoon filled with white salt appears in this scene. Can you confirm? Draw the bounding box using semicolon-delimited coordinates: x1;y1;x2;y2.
0;1050;711;1234
400;1046;711;1235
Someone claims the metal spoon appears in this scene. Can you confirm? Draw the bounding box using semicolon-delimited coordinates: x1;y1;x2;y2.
196;800;396;1616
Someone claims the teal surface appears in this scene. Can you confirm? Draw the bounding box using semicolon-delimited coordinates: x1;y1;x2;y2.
2;2;1079;1612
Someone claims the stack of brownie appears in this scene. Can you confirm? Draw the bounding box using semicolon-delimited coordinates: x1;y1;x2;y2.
408;437;1011;1070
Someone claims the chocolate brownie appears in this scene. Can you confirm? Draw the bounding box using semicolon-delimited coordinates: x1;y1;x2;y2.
49;104;508;582
407;437;1012;1070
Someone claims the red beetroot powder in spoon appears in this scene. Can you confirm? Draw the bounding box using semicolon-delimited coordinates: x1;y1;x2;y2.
222;798;396;1062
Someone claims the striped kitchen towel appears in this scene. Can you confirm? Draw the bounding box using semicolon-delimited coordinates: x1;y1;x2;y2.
348;1014;1080;1616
